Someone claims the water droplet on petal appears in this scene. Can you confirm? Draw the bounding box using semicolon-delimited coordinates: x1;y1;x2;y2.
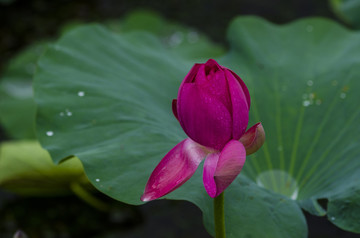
78;91;85;97
46;131;54;136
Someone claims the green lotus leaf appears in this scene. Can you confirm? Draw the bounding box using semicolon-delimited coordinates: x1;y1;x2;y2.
113;10;225;60
34;16;360;237
0;140;87;196
330;0;360;28
0;43;47;139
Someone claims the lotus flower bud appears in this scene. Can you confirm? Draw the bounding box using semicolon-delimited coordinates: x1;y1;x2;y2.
172;59;250;150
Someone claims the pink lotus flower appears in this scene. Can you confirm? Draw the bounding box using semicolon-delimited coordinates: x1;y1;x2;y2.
141;59;264;201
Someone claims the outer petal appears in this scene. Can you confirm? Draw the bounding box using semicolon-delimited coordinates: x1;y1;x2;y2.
141;138;207;202
195;62;231;110
203;140;246;198
239;122;265;155
225;70;249;139
180;63;202;85
228;69;251;109
177;83;232;150
172;99;179;120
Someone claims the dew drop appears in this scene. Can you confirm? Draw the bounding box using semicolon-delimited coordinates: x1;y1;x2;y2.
169;32;184;47
340;93;346;99
306;25;313;32
187;31;199;43
46;131;54;136
256;170;299;200
95;179;100;182
65;108;72;116
331;216;336;221
78;91;85;97
303;100;311;107
307;80;313;86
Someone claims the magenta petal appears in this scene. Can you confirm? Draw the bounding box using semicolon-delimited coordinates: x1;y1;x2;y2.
225;70;249;139
181;63;202;85
172;99;179;120
228;69;251;109
177;83;232;150
203;140;246;198
141;138;207;202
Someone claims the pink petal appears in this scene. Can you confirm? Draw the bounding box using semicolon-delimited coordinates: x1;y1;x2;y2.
141;138;207;202
195;63;231;110
203;140;246;198
225;70;249;139
181;63;202;85
172;99;179;120
239;122;265;155
177;83;232;150
228;69;251;109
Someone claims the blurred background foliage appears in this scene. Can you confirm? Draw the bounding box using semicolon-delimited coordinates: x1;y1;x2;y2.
1;0;360;237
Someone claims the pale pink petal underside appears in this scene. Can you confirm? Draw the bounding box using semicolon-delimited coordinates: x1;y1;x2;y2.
141;138;206;202
239;122;265;155
203;140;246;198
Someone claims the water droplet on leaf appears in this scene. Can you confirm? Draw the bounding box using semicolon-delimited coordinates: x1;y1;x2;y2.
78;91;85;97
306;25;313;32
169;32;184;47
187;31;199;43
46;131;54;136
256;170;299;200
303;100;311;107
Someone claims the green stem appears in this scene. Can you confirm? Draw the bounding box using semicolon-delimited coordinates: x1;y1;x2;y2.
214;192;226;238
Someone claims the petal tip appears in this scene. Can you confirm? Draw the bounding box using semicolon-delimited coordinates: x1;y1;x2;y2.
239;122;265;155
140;193;153;202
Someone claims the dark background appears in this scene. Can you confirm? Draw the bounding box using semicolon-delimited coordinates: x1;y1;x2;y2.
0;0;359;237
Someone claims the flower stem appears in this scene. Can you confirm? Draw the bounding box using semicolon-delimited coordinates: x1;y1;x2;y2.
214;192;226;238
